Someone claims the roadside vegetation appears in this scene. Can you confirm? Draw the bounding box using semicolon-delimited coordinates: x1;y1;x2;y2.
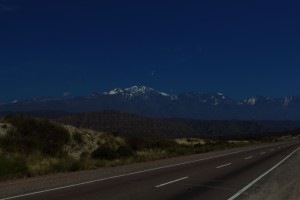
0;115;298;181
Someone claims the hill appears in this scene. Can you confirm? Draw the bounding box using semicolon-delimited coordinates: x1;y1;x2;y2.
1;115;270;180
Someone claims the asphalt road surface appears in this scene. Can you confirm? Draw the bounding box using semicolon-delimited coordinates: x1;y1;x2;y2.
2;141;300;200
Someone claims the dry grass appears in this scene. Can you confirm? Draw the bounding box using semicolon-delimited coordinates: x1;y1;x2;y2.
26;155;59;176
175;138;206;145
228;140;250;144
64;126;105;160
0;123;12;137
135;149;168;161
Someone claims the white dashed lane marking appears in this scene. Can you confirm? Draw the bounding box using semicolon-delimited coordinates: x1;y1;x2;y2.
216;163;232;169
244;156;253;160
155;177;189;188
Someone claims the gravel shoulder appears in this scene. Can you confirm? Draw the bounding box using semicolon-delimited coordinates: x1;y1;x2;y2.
0;144;267;199
241;147;300;200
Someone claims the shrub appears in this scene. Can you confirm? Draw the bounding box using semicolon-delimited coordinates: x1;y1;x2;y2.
126;137;147;151
92;145;117;160
0;156;28;179
127;137;179;151
73;131;84;144
117;145;135;157
4;115;70;156
145;139;178;149
1;124;7;129
92;143;135;160
48;157;84;173
0;137;38;154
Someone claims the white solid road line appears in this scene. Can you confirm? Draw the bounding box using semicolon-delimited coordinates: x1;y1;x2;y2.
227;146;300;200
260;152;266;155
216;163;232;169
244;156;253;160
155;177;188;188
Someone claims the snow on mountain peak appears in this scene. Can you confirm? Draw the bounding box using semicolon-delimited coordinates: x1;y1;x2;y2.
283;96;293;106
104;88;124;95
159;92;170;97
103;86;171;99
217;93;226;99
213;99;220;106
125;86;154;94
244;97;257;105
241;96;275;106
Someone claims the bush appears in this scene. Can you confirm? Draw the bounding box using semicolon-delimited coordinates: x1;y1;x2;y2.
92;145;117;160
92;143;135;160
0;156;28;179
4;115;70;156
44;157;84;173
165;145;194;156
1;124;7;129
73;131;84;144
117;145;135;157
145;139;178;149
0;137;38;154
126;137;147;151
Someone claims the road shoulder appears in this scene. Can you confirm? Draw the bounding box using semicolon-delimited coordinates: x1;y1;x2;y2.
241;148;300;200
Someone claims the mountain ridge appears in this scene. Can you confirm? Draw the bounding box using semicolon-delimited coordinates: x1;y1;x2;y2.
1;86;300;120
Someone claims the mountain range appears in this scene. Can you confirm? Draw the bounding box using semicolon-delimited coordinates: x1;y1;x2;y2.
1;86;300;120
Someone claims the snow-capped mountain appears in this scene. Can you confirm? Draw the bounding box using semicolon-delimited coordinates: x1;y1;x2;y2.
103;86;170;99
1;86;300;120
124;86;168;96
241;96;259;105
240;96;279;106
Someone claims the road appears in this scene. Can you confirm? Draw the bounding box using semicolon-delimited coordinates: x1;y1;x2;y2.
1;141;300;200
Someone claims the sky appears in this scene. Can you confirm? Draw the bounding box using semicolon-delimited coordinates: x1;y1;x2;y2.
1;0;300;102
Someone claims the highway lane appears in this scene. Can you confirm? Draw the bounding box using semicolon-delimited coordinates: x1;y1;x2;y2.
2;141;300;200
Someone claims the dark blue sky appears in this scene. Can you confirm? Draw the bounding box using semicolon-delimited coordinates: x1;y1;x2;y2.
1;0;300;102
